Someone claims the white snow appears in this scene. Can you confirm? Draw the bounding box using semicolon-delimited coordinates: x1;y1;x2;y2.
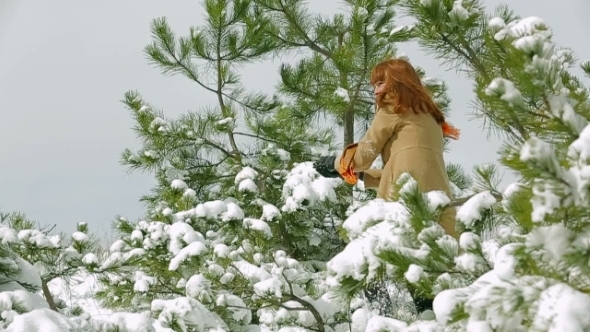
404;264;424;284
390;25;412;36
281;162;341;212
485;77;525;106
242;218;272;237
448;0;470;21
71;231;89;243
169;241;208;271
260;203;281;221
333;87;350;102
216;117;235;127
170;179;188;190
456;191;498;227
235;166;258;184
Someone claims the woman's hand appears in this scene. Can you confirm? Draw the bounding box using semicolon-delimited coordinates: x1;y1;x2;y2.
313;156;341;178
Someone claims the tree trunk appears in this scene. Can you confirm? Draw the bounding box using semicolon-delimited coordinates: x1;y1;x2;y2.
42;281;58;311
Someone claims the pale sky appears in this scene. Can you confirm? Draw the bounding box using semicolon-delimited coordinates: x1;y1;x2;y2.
0;0;588;236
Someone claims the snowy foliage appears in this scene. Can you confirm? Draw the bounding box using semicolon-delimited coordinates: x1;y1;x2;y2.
93;164;352;331
0;214;157;331
5;1;590;332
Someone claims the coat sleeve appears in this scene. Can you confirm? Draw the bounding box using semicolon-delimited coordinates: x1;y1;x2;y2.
353;110;400;172
361;169;382;189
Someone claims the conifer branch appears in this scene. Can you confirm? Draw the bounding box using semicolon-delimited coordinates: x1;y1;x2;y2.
449;190;503;207
438;32;529;141
273;0;333;58
281;267;325;332
41;282;58;312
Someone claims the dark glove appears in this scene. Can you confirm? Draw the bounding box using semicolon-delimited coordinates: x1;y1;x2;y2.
313;155;340;178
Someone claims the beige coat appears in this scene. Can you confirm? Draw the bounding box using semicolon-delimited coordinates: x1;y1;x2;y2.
336;106;457;237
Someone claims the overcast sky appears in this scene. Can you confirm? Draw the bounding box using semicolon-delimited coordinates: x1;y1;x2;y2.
0;0;588;236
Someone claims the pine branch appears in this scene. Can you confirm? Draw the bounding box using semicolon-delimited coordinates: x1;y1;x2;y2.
281;267;326;332
273;0;333;58
449;190;503;208
42;282;58;312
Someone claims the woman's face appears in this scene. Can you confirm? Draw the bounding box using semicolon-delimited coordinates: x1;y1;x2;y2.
373;81;386;96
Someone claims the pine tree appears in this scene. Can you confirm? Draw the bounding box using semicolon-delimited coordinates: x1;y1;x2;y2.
4;212;103;313
93;0;362;330
254;0;452;147
253;0;404;145
0;211;147;331
325;1;590;331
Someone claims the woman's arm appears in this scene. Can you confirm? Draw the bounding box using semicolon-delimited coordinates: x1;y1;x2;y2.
352;110;400;172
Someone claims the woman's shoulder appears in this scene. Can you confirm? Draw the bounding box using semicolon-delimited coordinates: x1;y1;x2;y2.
377;105;421;116
376;104;398;115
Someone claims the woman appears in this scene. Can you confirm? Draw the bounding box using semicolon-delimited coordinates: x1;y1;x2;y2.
316;58;459;234
314;58;460;317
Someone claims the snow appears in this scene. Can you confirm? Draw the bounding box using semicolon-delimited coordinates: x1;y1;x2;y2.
216;117;235;127
235;166;258;184
71;231;89;243
185;274;211;301
5;309;80;332
485;78;524;106
356;7;368;17
242;218;272;237
404;264;424;284
459;232;479;250
194;200;236;219
488;17;506;29
365;316;407;331
333;87;350;102
456;191;498;227
261;143;291;161
390;25;412;36
341;200;407;240
326;195;443;286
82;253;98;265
105;312;155;332
548;93;587;135
133;271;156;292
18;229;58;248
169;241;207;271
150;117;167;132
238;178;258;192
526;224;573;262
281;162;341;212
532;283;590;331
492;16;550;44
448;0;470;21
260;203;281;221
170;179;188;190
426;191;451;212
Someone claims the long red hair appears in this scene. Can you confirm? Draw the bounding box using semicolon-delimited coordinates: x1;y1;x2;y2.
370;59;460;139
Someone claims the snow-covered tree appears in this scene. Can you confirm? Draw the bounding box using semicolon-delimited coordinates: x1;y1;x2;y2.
5;0;586;330
90;0;357;330
323;1;590;331
0;211;161;331
88;0;475;330
3;212;104;313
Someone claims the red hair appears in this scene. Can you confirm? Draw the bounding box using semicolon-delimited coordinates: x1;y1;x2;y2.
370;59;460;139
